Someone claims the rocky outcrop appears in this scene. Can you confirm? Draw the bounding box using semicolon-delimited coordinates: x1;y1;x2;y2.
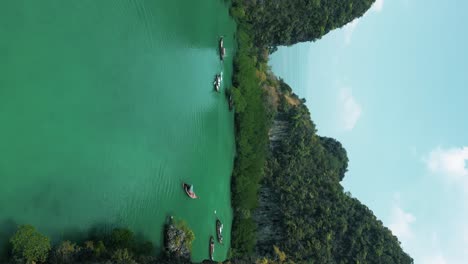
164;218;191;261
268;119;289;150
252;185;284;256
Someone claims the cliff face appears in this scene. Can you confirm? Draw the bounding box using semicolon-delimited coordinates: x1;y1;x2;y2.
252;185;283;256
254;91;292;256
164;218;193;261
268;119;289;147
250;81;413;263
266;81;293;147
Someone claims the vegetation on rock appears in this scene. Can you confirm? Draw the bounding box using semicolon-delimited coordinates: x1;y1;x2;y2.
229;25;274;257
253;82;413;263
229;1;413;263
164;218;195;261
232;0;375;47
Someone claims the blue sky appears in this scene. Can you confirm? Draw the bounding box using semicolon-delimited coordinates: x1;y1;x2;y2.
270;0;468;263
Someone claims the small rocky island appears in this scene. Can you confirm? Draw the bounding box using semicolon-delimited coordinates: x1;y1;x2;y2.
164;217;195;261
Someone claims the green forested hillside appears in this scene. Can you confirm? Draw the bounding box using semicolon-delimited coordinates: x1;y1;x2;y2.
227;23;413;262
232;0;375;47
252;81;413;263
229;26;273;257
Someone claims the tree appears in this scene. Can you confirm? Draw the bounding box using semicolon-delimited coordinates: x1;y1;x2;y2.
227;1;413;262
111;248;136;264
50;241;79;264
174;220;195;251
253;87;413;263
319;136;349;181
80;240;107;261
10;225;51;264
234;0;376;47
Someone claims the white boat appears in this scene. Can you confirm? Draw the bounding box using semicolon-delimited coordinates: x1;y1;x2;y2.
214;74;221;92
219;37;225;61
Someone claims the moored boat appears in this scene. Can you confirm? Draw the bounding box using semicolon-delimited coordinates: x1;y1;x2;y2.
182;183;198;199
214;74;221;92
219;37;225;61
228;94;233;111
209;236;215;260
216;219;223;244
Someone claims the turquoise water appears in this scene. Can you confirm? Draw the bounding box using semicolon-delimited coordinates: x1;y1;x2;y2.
0;0;236;262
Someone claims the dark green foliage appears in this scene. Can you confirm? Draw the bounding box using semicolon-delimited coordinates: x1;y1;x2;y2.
10;225;51;264
230;218;257;256
229;1;413;262
319;136;349;182
80;240;107;261
111;248;135;264
109;228;136;251
6;225;159;264
49;241;79;264
230;25;273;256
232;0;375;47
255;90;413;263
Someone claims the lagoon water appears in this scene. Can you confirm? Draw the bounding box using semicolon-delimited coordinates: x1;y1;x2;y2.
0;0;236;262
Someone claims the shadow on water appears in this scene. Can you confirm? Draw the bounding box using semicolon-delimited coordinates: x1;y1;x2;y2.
0;220;162;261
58;223;115;245
0;219;17;261
145;0;235;49
69;222;161;255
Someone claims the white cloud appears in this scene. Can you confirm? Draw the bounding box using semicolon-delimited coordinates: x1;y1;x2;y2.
416;147;468;264
343;19;359;45
389;204;416;244
425;147;468;188
417;232;467;264
426;147;468;177
338;88;362;131
372;0;384;12
422;255;448;264
388;194;415;245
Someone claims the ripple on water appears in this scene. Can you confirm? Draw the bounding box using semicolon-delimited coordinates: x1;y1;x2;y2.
0;0;236;262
